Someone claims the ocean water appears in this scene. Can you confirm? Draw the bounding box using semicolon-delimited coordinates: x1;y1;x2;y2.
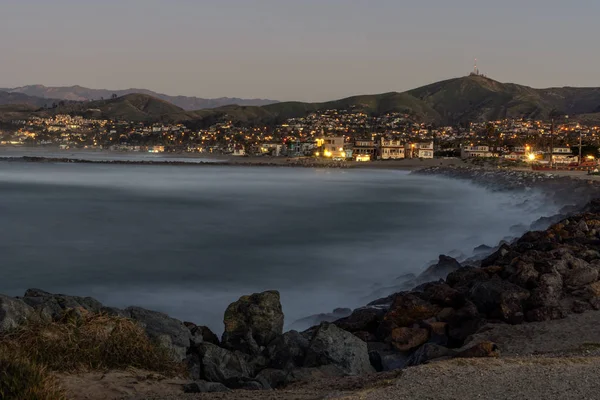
0;163;556;333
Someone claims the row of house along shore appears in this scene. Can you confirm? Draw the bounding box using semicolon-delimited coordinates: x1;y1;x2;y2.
312;137;434;161
460;144;584;165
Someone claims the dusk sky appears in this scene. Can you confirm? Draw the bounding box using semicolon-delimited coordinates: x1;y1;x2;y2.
1;0;598;102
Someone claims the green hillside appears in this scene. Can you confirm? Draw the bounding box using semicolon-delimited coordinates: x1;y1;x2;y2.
3;76;600;126
177;76;600;126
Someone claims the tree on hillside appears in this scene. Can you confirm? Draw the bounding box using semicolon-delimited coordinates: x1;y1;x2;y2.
112;94;118;99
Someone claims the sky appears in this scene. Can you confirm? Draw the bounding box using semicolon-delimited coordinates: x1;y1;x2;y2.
1;0;599;102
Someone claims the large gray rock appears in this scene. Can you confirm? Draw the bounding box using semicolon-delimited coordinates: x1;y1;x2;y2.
303;323;374;376
266;330;309;370
195;342;252;383
367;342;409;372
125;306;192;361
0;295;36;333
222;290;284;354
21;289;104;320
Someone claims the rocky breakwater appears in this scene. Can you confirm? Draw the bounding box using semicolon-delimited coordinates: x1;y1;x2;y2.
329;198;600;371
414;165;600;210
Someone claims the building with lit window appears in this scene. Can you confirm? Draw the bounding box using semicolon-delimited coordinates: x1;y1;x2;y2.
407;141;434;158
353;139;376;161
315;137;345;159
379;138;405;159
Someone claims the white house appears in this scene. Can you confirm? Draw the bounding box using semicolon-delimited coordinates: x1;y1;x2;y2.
406;141;434;158
461;145;498;158
380;138;405;160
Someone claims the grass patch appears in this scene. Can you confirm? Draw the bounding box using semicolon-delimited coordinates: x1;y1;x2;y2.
0;308;185;377
0;355;66;400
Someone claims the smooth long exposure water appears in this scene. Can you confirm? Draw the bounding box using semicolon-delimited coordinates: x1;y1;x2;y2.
0;162;555;332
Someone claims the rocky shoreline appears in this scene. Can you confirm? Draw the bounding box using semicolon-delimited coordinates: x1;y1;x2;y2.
1;156;353;169
3;165;600;397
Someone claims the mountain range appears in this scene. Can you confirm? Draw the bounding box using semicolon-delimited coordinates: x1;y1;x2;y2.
0;85;278;110
2;75;600;126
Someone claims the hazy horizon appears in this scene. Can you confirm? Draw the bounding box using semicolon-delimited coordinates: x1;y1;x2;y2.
2;0;599;102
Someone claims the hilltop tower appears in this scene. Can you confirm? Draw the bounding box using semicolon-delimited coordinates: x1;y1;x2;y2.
471;58;480;76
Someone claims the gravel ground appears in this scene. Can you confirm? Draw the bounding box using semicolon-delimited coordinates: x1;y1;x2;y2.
465;311;600;357
340;357;600;400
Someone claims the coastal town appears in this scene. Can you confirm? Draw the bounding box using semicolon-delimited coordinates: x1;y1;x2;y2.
1;109;599;168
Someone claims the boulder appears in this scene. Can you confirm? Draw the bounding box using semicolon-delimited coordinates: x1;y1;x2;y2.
0;295;36;333
564;266;599;288
553;255;589;274
303;323;374;375
266;330;309;370
422;320;449;346
368;343;410;372
406;343;452;366
505;260;539;288
222;290;283;355
527;271;563;310
195;342;252;383
185;322;220;346
378;293;440;338
582;281;600;304
468;278;530;324
417;255;462;282
420;283;465;308
21;289;104;320
333;306;387;334
389;327;429;352
125;306;192;361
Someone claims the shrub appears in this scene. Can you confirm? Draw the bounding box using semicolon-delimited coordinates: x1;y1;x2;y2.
0;355;66;400
0;309;185;377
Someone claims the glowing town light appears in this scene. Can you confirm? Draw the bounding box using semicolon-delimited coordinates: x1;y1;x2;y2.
528;153;536;161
